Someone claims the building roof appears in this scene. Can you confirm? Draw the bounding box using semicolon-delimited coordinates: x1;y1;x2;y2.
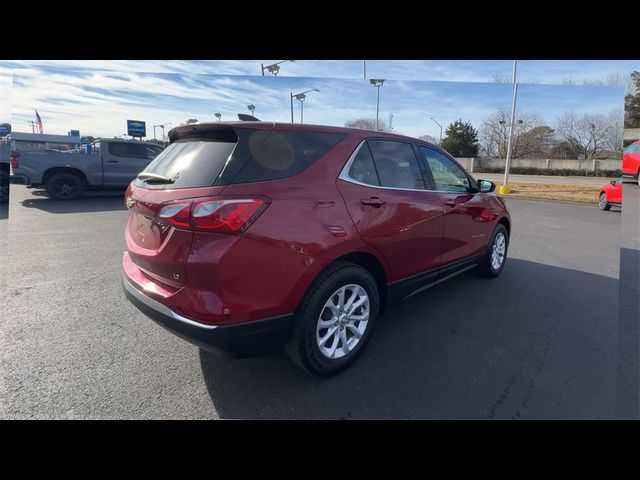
7;132;81;143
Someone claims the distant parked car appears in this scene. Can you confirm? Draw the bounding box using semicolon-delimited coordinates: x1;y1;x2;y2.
122;121;512;376
622;141;640;186
598;178;622;211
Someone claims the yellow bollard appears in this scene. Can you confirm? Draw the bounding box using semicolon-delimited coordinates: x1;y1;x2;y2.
498;185;511;195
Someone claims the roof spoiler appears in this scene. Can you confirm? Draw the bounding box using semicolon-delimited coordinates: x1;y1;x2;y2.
237;113;260;121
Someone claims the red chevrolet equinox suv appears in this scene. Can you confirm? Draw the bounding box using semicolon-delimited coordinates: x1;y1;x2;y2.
122;122;511;376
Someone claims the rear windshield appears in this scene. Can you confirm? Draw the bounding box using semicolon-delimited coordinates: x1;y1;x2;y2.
135;128;344;189
137;133;237;189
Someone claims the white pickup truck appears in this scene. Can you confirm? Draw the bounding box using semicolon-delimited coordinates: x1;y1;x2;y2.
9;138;165;200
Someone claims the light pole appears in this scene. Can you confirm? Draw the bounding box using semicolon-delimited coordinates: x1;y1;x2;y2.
261;60;295;77
363;60;367;79
291;89;319;124
215;113;222;122
247;105;256;118
430;117;443;145
156;123;172;144
501;60;519;195
370;79;385;131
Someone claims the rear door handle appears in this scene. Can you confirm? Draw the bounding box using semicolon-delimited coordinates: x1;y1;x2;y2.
444;199;457;207
361;197;385;207
106;160;118;163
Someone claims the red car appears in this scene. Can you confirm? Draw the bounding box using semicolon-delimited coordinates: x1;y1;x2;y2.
598;178;622;211
622;140;640;185
122;122;511;376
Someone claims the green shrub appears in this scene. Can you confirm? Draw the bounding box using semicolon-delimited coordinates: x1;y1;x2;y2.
473;166;622;177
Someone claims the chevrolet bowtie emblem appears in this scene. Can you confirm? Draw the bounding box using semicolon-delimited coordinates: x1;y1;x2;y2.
125;197;136;209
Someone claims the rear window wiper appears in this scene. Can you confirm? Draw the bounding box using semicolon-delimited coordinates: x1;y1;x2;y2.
137;172;175;184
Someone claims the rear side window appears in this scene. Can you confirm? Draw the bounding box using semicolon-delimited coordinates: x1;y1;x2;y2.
231;131;344;183
139;133;236;189
108;142;145;159
625;144;639;154
348;143;380;186
367;140;425;190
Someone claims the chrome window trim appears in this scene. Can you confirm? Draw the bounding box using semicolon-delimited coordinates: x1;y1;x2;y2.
338;139;475;195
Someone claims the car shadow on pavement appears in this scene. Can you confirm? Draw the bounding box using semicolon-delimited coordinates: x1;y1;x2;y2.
199;258;620;420
19;189;127;214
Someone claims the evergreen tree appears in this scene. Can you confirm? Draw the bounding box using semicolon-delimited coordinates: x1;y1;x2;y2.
441;119;479;156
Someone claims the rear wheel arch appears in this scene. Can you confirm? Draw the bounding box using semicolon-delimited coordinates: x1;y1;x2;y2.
42;167;87;186
497;216;510;236
302;251;389;316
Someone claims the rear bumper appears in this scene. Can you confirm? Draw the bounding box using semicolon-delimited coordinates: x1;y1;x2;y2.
123;276;293;358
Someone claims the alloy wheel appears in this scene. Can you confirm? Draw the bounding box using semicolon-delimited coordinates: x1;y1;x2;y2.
316;284;370;360
491;232;506;271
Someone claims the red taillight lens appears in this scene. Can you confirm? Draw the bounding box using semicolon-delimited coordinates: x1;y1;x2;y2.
9;151;19;169
156;197;268;233
192;198;266;233
158;202;192;228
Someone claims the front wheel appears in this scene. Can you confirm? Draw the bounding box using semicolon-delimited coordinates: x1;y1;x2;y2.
285;262;379;376
477;224;509;278
598;192;611;211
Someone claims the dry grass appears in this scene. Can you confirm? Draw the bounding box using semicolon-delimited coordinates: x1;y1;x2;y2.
495;182;600;205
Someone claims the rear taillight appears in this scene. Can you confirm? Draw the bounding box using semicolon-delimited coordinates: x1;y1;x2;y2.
157;197;268;234
158;202;191;228
9;151;20;169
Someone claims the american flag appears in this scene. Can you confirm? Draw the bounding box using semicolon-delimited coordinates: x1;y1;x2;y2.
35;109;43;134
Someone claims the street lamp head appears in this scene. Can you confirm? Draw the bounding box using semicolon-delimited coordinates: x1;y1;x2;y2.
247;105;255;112
267;64;280;75
294;94;306;101
370;79;385;86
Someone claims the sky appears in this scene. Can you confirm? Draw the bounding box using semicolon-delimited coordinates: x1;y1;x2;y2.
0;60;635;140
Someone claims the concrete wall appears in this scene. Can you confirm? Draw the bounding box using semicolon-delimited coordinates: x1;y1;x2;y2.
624;128;640;142
456;157;621;172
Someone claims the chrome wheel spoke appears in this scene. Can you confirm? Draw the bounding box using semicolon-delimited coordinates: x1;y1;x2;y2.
328;331;341;357
346;324;362;339
318;327;338;347
340;328;349;354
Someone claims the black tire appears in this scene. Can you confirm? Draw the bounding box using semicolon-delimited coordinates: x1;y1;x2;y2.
598;192;611;211
477;224;509;278
285;261;379;377
45;172;84;200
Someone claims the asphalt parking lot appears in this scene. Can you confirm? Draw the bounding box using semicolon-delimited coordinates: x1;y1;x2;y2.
0;185;622;419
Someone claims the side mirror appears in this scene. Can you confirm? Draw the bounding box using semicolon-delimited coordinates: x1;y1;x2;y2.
478;179;496;193
610;180;617;185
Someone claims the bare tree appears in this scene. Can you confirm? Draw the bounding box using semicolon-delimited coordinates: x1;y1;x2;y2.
418;134;438;144
479;109;549;158
563;73;635;95
345;117;392;132
605;109;624;153
492;74;512;83
185;118;198;124
555;112;612;169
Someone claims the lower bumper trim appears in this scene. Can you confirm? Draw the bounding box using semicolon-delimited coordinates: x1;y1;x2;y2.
123;276;293;358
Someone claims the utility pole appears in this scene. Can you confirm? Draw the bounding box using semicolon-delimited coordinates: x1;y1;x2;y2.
500;60;519;195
